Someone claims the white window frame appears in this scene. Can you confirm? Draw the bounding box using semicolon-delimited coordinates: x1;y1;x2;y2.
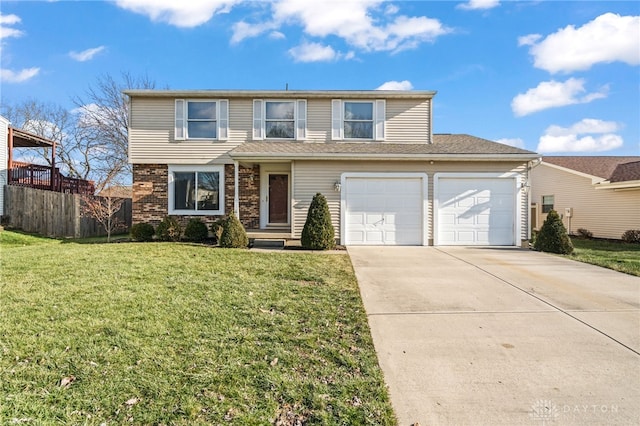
332;99;385;141
175;99;228;141
168;164;225;215
253;99;306;141
542;195;554;213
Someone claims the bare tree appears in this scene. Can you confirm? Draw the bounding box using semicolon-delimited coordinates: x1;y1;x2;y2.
81;193;126;242
72;71;157;191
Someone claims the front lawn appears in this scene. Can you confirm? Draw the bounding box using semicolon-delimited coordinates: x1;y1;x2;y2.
0;231;396;425
569;237;640;276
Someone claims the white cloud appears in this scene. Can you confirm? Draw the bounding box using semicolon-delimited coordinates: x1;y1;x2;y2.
496;138;525;149
114;0;239;28
0;67;40;83
269;31;286;40
233;0;451;54
0;14;21;25
522;13;640;73
511;78;608;117
288;41;355;63
0;13;24;40
537;119;623;153
457;0;500;11
69;46;106;62
376;80;413;90
231;20;279;44
517;33;541;47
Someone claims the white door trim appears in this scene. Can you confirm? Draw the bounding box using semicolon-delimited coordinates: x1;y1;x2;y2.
260;164;291;228
340;172;429;245
433;172;522;246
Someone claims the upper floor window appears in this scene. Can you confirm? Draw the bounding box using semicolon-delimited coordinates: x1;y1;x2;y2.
344;102;373;139
253;99;306;140
332;99;385;141
175;99;228;141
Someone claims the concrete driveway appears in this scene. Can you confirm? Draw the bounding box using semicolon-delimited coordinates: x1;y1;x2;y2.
348;246;640;426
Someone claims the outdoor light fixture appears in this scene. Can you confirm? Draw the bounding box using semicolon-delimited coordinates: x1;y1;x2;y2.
334;181;341;192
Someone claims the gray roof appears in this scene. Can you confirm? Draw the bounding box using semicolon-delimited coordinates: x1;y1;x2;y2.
543;156;640;181
229;134;538;161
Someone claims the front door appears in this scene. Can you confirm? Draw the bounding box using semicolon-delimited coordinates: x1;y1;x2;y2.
268;174;288;224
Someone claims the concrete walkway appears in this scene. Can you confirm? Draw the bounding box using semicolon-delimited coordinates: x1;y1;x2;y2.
348;246;640;426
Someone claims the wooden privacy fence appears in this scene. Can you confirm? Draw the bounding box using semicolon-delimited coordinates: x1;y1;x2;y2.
3;185;132;238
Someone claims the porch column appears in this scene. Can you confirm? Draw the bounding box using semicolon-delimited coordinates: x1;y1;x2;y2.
51;139;56;191
7;126;13;184
233;160;239;217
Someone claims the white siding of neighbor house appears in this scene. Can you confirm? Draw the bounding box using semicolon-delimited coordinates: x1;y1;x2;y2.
128;97;433;164
530;163;640;240
291;160;529;244
0;116;9;216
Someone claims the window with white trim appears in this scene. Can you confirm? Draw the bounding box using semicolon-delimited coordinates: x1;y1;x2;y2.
168;165;225;215
542;195;554;213
253;99;306;140
332;99;385;141
175;99;228;141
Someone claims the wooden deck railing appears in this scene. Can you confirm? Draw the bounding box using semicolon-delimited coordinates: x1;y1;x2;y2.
9;161;95;195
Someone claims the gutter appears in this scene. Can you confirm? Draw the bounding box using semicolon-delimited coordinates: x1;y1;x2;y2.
593;180;640;191
229;152;540;162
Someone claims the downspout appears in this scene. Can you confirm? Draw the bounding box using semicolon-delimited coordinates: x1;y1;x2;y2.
233;160;239;218
526;157;543;243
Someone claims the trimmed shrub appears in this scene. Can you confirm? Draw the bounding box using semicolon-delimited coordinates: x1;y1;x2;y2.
156;216;183;242
301;192;335;250
621;229;640;244
219;213;248;248
576;228;593;239
534;210;573;254
184;218;209;242
130;222;155;242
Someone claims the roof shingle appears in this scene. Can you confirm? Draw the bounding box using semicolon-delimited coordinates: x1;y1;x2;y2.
230;134;537;158
542;156;640;181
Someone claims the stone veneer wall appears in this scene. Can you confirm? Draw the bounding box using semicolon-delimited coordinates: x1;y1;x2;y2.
132;164;260;230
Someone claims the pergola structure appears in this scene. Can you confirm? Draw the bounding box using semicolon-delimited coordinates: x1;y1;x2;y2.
7;126;94;194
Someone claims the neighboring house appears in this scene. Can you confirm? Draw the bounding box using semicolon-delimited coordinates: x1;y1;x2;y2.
125;90;539;246
530;156;640;240
0;116;9;217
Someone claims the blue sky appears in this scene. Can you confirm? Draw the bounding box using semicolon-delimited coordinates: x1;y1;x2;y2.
1;0;639;155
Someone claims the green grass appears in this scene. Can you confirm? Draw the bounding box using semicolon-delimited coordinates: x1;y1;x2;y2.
569;237;640;276
0;230;396;425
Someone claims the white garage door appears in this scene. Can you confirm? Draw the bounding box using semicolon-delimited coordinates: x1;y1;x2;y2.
437;177;516;246
344;176;424;245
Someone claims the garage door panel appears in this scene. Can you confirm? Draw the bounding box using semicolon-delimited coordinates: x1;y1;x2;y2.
437;177;515;246
345;176;425;245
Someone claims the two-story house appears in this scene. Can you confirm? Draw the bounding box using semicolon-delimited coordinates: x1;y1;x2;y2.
125;90;538;246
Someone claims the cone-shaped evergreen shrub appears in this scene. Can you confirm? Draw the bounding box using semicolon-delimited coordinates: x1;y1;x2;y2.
219;213;248;248
184;218;208;242
156;216;183;242
534;210;573;254
301;193;335;250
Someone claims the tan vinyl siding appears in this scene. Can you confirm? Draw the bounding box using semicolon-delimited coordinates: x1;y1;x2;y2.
292;160;528;244
129;97;434;164
305;99;331;142
531;163;640;240
386;99;430;143
129;97;252;164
